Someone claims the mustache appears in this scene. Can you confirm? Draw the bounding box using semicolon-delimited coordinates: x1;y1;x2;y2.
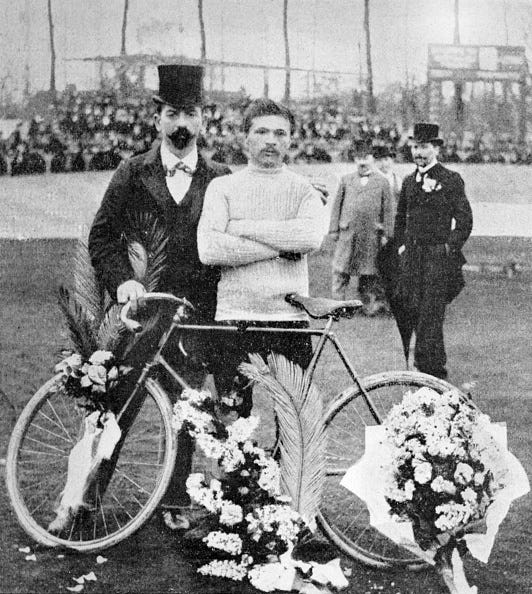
168;127;193;149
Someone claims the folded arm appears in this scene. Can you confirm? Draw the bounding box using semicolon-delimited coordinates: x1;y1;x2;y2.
197;184;279;266
227;188;326;253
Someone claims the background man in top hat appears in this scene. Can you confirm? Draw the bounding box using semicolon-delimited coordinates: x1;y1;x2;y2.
329;140;394;315
88;64;230;523
393;122;473;379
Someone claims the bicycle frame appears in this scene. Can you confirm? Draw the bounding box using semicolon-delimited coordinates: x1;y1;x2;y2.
119;301;383;425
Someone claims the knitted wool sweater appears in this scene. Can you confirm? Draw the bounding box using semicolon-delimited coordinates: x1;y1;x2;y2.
197;164;326;321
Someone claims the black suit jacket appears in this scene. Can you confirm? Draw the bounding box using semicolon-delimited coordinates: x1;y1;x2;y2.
88;141;231;319
394;162;473;251
392;162;473;302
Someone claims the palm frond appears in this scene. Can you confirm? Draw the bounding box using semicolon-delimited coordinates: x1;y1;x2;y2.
240;353;326;529
58;286;100;359
71;238;105;327
125;211;168;292
96;304;127;354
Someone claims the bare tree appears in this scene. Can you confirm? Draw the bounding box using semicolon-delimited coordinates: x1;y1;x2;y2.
363;0;375;114
121;0;129;55
46;0;56;95
198;0;206;62
283;0;291;103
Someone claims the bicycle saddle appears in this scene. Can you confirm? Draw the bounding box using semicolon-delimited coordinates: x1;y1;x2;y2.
285;293;363;319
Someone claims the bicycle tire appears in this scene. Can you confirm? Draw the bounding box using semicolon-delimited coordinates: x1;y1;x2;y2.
5;375;176;552
317;370;464;569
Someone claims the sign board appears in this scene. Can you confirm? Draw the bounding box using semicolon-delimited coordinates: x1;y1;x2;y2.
428;44;527;82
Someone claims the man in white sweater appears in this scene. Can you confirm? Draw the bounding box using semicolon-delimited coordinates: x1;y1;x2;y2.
197;98;326;414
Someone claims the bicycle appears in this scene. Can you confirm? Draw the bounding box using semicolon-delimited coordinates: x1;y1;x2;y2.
5;291;465;568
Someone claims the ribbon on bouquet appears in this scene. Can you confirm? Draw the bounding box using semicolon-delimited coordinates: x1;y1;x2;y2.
48;411;122;533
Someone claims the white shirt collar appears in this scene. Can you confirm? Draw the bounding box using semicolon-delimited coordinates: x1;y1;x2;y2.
160;142;198;171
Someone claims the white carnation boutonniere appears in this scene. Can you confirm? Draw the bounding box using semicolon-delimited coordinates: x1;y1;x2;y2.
422;176;443;193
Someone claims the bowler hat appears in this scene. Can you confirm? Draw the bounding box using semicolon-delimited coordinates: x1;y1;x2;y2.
372;145;396;159
409;122;444;146
153;64;204;108
351;139;373;157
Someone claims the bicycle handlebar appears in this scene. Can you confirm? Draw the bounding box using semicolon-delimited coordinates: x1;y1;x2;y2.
119;292;194;334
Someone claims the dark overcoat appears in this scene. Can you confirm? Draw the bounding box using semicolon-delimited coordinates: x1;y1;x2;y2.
88;140;231;320
394;162;473;303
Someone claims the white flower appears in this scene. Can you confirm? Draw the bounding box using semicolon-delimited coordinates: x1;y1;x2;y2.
203;531;243;556
414;461;432;484
248;562;296;592
185;473;205;491
435;502;472;532
220;440;246;472
258;458;281;496
182;388;211;405
54;353;83;376
422;176;441;192
461;487;478;505
88;350;114;365
198;559;247;581
226;415;260;443
454;462;474;485
431;476;456;495
219;502;243;527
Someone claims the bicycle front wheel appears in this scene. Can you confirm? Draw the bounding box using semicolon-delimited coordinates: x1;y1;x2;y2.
5;375;176;552
317;370;463;569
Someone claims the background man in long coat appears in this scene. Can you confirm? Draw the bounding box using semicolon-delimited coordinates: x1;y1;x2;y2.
393;123;473;379
329;141;394;315
88;64;230;524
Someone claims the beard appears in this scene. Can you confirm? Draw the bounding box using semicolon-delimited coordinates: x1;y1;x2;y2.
168;127;194;150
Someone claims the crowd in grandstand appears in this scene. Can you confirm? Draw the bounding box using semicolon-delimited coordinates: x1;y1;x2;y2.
0;88;531;175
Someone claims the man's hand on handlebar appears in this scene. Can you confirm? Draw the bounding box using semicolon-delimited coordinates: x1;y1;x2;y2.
117;280;146;314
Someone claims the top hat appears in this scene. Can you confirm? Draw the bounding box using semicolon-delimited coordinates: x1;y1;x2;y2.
409;122;444;146
153;64;204;108
372;145;396;159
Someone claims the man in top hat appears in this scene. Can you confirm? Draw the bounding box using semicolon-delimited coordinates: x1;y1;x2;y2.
393;122;473;379
88;65;231;525
329;140;394;315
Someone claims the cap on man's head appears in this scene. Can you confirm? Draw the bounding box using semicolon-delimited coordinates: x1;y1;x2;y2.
409;122;444;146
372;145;396;160
153;64;204;109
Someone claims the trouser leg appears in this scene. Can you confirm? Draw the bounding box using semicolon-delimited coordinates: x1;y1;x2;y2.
160;343;208;507
414;248;448;379
332;270;350;301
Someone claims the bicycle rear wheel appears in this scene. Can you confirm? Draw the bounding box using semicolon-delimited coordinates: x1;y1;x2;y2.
5;375;176;552
317;370;463;569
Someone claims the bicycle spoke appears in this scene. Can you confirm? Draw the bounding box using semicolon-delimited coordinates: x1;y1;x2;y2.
114;469;152;496
18;448;68;459
45;400;75;442
20;438;70;455
29;422;74;444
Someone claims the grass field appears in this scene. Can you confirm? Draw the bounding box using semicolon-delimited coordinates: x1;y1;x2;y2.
1;235;531;594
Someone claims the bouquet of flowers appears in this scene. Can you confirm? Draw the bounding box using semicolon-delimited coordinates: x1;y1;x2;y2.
341;387;529;594
54;349;130;412
173;389;349;593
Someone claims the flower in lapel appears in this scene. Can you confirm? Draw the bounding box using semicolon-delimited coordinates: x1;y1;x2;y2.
421;175;442;193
